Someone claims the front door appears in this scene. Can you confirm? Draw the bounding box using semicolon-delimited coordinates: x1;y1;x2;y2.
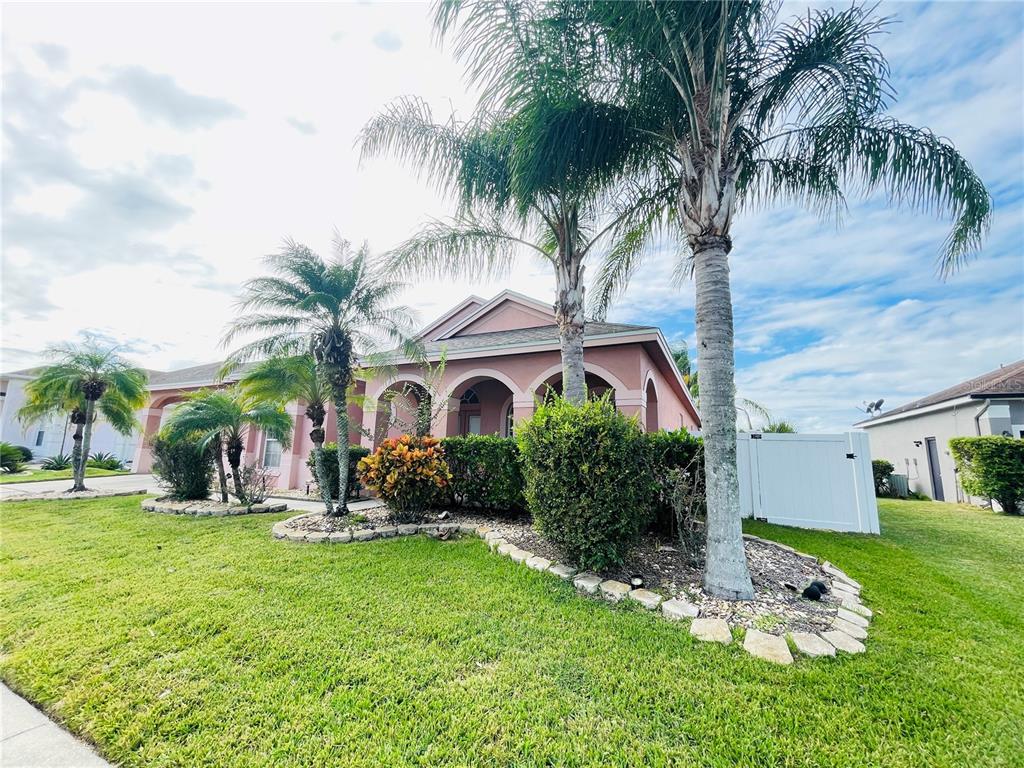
925;437;944;501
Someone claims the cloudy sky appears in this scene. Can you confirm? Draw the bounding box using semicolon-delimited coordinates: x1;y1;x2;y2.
2;1;1022;431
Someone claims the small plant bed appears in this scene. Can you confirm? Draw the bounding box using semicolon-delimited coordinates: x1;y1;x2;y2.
274;507;870;662
2;487;148;502
142;498;289;516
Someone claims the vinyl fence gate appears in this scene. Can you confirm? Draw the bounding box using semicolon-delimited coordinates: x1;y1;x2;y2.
736;432;880;534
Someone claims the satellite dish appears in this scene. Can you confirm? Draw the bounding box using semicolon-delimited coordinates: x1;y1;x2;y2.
874;398;885;412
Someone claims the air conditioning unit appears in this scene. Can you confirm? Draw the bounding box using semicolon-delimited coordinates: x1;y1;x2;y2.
889;473;909;498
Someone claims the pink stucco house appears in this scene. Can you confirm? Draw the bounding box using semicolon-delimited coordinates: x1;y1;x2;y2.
133;291;700;490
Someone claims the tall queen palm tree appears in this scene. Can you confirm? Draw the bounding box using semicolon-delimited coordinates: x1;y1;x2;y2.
231;355;334;513
18;340;148;492
577;0;991;599
163;387;293;502
222;237;417;516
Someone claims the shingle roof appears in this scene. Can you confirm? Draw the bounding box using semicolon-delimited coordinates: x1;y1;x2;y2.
415;321;654;355
858;359;1024;424
147;361;255;388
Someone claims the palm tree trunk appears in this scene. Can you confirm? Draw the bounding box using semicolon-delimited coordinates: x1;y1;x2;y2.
310;425;334;515
692;235;754;601
69;417;86;492
332;393;350;517
73;400;98;492
226;438;245;502
555;253;587;405
214;435;228;502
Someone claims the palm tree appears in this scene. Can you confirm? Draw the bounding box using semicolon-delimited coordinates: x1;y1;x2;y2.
573;1;991;600
359;3;658;404
222;237;417;516
232;355;334;513
18;341;148;491
163;387;293;503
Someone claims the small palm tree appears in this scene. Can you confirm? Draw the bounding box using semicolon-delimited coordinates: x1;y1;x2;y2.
222;237;417;516
18;340;147;491
164;387;293;502
232;355;334;513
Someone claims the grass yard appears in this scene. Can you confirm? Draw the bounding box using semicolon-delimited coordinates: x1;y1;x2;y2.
1;497;1021;767
0;467;130;484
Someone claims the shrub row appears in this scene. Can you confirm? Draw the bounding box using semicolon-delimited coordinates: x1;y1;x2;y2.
441;434;526;513
950;436;1024;515
150;431;216;500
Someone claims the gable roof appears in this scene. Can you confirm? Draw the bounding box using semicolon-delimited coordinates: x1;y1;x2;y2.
438;290;555;340
415;295;486;341
856;359;1024;426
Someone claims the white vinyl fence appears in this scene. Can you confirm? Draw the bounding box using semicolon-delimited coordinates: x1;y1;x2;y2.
736;432;880;534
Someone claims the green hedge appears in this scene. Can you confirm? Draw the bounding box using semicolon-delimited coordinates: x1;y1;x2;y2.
441;434;525;514
950;436;1024;515
641;429;704;535
516;396;656;571
150;432;215;500
306;443;370;501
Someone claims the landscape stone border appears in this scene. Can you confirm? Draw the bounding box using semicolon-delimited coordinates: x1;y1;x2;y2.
143;499;288;517
3;489;149;503
272;513;873;664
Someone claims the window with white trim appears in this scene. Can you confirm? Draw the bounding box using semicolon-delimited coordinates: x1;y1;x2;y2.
262;435;282;468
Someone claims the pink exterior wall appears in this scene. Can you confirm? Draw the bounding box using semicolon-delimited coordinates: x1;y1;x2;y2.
454;301;554;336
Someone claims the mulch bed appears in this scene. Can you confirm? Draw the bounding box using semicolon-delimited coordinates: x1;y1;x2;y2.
283;504;842;634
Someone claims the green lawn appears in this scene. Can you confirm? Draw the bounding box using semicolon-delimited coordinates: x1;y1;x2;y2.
1;498;1021;767
0;467;130;484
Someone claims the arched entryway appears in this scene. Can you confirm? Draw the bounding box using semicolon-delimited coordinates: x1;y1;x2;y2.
446;377;517;437
534;371;617;405
645;377;659;432
371;379;430;445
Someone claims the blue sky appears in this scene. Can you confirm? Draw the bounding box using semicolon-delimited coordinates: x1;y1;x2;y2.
2;1;1022;432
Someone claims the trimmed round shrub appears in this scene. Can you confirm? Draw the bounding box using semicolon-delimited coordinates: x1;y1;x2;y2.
516;396;656;571
150;431;215;501
12;445;33;462
441;434;525;514
950;436;1024;514
306;443;370;500
0;442;26;474
357;435;451;523
872;459;895;497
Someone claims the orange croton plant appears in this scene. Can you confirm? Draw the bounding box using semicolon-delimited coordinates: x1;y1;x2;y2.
357;435;452;522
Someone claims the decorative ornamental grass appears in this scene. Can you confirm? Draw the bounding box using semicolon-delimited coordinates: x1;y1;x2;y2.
0;497;1021;767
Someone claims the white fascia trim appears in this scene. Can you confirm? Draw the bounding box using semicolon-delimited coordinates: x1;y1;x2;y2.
437;290;554;340
415;295;487;339
854;395;976;428
363;328;660;367
650;329;701;421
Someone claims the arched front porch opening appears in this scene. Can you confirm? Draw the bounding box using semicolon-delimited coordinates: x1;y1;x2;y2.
534;371;616;406
645;377;659;432
372;380;430;446
446;376;517;437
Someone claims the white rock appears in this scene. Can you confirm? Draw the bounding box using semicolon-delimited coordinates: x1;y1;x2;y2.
832;617;867;640
286;531;306;541
823;629;866;654
526;555;552;572
627;589;663;610
837;607;869;628
459;523;478;534
487;537;506;551
484;530;505;543
841;599;872;618
497;542;517;556
573;573;602;594
743;630;794;665
823;563;862;590
377;526;398;538
789;632;836;658
328;531;352;543
353;529;377;542
599;580;632;601
690;618;732;644
306;531;329;543
548;563;577;580
509;548;531;564
397;524;419;535
661;598;700;620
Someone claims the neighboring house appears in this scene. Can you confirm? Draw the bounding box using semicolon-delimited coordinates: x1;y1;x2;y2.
0;367;154;464
854;360;1024;503
117;290;698;490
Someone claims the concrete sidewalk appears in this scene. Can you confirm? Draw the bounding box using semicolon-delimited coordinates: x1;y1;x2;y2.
1;684;110;767
0;473;155;500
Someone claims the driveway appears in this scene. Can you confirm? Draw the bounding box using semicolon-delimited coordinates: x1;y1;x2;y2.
0;473;156;500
